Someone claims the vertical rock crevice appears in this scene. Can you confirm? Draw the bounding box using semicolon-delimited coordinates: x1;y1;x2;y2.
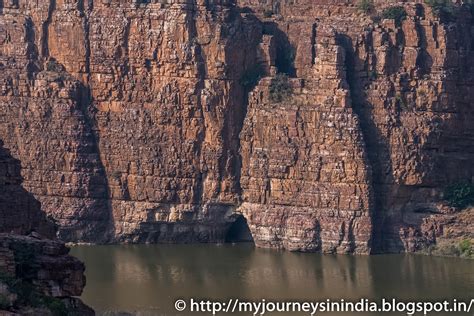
335;31;387;253
40;0;56;60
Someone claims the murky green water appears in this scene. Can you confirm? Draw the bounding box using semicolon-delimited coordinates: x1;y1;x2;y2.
71;244;473;316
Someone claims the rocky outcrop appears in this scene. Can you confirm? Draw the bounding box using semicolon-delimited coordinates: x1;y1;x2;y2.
0;235;94;315
0;235;85;298
239;29;373;253
0;142;93;314
235;0;474;253
0;0;473;254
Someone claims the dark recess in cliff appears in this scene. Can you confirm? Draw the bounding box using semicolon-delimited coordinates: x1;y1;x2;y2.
225;215;254;243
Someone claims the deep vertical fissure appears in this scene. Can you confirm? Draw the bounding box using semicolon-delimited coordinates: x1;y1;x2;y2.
41;0;56;59
75;2;115;243
336;34;384;253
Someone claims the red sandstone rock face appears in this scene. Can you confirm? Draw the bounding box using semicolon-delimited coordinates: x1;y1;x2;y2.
237;0;474;252
239;34;373;253
86;0;260;243
0;0;261;243
0;0;473;254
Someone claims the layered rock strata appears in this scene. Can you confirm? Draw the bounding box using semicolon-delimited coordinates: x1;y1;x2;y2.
0;0;473;254
238;0;474;252
0;142;93;314
239;28;373;253
0;0;261;244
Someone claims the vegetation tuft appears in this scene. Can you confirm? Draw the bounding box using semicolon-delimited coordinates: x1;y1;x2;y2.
458;239;473;258
358;0;375;14
46;59;65;73
424;239;474;259
395;93;408;111
444;181;474;208
269;73;292;103
110;171;122;180
425;0;456;22
369;70;378;80
263;9;273;18
0;273;68;315
381;6;407;25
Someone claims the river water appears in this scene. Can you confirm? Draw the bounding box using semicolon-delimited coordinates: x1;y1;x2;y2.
71;244;474;316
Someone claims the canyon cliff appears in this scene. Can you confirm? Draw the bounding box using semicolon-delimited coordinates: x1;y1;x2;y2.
0;0;473;255
0;141;93;314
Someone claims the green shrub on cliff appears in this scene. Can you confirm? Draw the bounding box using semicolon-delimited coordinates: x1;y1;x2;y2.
358;0;374;14
43;297;68;316
110;171;122;180
0;274;68;315
269;73;292;103
369;70;378;80
381;6;407;25
444;181;474;208
458;239;473;258
425;0;455;21
431;243;460;257
395;93;408;111
45;59;65;73
424;239;474;259
425;0;452;13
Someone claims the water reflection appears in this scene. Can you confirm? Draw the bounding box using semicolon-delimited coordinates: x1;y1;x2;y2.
71;244;474;315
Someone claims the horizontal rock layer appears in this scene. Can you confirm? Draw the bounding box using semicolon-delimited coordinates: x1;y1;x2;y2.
0;0;473;254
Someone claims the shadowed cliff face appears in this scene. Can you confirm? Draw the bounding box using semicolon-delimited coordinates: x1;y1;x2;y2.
0;141;55;238
0;140;94;314
0;0;473;254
